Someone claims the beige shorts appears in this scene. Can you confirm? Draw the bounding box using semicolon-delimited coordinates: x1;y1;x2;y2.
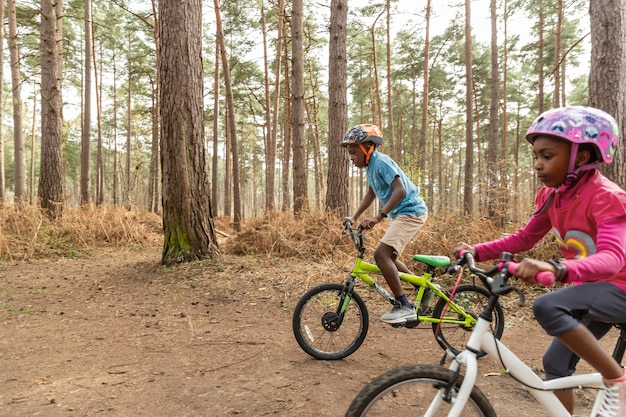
380;213;428;256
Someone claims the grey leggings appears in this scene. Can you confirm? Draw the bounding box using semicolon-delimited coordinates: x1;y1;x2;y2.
532;282;626;380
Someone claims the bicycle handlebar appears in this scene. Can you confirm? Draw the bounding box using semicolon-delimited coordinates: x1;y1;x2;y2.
505;263;556;286
448;251;525;306
342;220;365;252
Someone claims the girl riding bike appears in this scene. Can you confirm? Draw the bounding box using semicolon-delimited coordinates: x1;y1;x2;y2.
454;106;626;417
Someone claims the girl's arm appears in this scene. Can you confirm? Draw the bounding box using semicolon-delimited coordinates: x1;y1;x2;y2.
561;217;626;283
473;214;552;261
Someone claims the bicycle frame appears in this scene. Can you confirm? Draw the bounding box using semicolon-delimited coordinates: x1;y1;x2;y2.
443;315;603;417
347;256;479;329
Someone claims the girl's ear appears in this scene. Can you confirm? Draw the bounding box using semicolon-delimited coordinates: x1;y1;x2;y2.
575;149;591;168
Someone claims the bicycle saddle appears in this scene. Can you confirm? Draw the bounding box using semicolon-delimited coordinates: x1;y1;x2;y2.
412;254;450;268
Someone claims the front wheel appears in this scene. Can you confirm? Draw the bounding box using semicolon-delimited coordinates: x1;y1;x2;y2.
345;364;497;417
431;284;505;358
292;283;369;360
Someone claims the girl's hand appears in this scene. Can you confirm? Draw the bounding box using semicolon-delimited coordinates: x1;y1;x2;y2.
515;258;555;283
343;216;356;226
453;242;476;258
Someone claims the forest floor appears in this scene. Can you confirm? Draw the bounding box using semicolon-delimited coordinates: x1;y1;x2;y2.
0;243;620;417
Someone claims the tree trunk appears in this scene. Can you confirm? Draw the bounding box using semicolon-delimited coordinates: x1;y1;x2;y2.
325;0;349;214
211;37;220;217
159;0;217;264
81;0;92;206
39;0;64;218
214;0;242;231
385;0;396;161
462;0;474;215
0;0;5;202
589;0;626;187
7;0;25;202
418;0;431;191
149;0;160;213
487;0;500;221
291;0;308;216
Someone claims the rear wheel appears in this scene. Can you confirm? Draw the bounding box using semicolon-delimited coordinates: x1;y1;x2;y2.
431;284;505;357
345;364;497;417
292;283;368;360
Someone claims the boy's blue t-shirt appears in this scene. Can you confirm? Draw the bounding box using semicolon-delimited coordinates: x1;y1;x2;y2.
365;150;427;218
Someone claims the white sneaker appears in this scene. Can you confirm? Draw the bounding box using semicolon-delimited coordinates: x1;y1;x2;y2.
596;378;626;417
381;304;417;324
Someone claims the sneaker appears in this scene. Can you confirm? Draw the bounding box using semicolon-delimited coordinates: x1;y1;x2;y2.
596;378;626;417
419;287;436;314
381;303;417;324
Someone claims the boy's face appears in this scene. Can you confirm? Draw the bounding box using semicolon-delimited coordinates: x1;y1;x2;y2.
532;135;571;187
347;144;368;168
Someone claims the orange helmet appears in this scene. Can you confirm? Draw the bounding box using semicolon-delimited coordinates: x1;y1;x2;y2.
341;124;383;147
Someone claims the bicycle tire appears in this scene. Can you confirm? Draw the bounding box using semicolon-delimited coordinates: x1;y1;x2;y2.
431;284;505;358
345;364;497;417
292;283;369;360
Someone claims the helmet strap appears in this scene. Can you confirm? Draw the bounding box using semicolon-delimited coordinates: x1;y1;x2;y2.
359;143;375;165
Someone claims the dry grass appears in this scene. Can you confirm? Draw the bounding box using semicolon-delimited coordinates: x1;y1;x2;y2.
0;204;560;265
0;204;162;262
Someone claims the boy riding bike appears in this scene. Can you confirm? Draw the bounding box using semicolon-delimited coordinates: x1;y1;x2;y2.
342;124;429;324
454;106;626;417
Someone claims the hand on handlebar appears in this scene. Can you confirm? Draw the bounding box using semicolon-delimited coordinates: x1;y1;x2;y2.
508;258;557;286
453;242;477;259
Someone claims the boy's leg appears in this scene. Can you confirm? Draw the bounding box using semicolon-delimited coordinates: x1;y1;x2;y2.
375;214;426;324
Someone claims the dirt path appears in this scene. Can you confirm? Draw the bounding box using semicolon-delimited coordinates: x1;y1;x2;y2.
0;248;617;416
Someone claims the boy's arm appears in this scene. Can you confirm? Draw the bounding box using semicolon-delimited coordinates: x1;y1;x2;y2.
347;187;376;223
363;177;406;228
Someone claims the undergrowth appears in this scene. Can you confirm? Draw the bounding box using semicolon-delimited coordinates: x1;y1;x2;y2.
0;204;560;264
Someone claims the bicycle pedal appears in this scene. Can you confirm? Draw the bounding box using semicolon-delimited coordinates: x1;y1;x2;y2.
405;320;420;328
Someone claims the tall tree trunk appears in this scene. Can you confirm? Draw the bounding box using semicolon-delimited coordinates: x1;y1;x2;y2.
282;42;291;212
149;0;160;213
39;0;64;218
81;0;92;205
538;4;545;113
325;0;349;214
159;0;217;264
7;0;25;202
261;4;276;213
370;10;385;127
552;0;563;107
589;0;626;187
214;0;242;230
112;60;119;205
211;37;220;217
291;0;308;216
385;0;396;161
271;0;285;213
462;0;474;215
0;0;5;202
93;27;104;205
417;0;431;191
487;0;500;222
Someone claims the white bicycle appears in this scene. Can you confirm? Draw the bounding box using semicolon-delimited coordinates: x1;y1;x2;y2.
345;251;626;417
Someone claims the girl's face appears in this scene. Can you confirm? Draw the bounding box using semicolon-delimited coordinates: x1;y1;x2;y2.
347;144;367;168
532;135;571;187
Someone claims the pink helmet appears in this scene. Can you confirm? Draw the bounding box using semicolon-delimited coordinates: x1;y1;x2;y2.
526;106;619;165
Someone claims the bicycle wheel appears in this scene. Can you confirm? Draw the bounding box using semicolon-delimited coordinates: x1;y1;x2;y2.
345;364;497;417
431;284;505;358
292;283;369;360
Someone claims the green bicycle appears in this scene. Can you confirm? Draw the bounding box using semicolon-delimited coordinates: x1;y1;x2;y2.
292;221;505;360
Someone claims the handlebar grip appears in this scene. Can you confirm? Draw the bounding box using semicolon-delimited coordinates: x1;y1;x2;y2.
535;271;556;286
506;263;517;275
506;263;555;286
